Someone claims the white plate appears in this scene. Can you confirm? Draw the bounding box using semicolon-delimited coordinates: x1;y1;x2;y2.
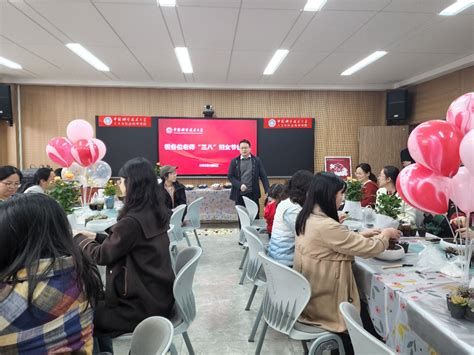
375;246;405;261
439;239;468;252
86;218;116;233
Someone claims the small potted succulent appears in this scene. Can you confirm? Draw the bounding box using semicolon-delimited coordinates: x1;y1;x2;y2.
103;180;117;209
446;294;467;318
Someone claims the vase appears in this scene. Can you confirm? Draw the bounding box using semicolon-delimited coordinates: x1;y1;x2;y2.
105;196;115;209
343;200;362;220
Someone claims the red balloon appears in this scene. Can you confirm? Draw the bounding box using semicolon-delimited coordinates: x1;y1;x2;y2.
46;137;74;167
396;163;450;215
71;139;99;167
407;120;463;177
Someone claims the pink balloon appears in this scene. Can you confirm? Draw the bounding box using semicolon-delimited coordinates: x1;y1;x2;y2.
396;163;450;215
450;167;474;213
46;137;74;167
408;120;463;177
67;119;94;144
71;139;99;167
446;92;474;135
92;138;107;161
460;130;474;174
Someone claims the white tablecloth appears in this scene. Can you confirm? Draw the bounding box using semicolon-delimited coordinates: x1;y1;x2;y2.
185;188;237;222
354;237;474;354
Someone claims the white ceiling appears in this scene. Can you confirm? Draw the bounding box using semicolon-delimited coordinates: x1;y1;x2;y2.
0;0;472;90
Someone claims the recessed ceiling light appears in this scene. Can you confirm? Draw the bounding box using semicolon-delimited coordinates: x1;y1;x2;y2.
263;49;289;75
439;0;474;16
174;47;193;74
66;43;110;72
158;0;176;7
0;56;22;70
341;51;387;76
304;0;327;12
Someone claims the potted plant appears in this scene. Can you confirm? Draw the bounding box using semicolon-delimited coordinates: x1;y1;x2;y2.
48;177;81;214
342;178;363;220
103;180;117;209
375;193;402;229
447;294;467;318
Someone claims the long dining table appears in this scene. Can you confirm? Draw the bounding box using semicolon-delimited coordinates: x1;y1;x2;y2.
353;236;474;354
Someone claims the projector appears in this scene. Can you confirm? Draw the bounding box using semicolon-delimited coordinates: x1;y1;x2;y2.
203;104;214;117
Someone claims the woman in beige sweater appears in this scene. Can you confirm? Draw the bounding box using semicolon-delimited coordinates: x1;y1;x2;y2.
294;173;400;352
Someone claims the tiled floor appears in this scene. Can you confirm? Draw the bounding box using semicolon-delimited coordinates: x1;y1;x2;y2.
113;227;303;355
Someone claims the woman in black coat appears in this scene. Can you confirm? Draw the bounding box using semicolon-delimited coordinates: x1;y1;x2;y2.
159;165;187;209
74;158;175;354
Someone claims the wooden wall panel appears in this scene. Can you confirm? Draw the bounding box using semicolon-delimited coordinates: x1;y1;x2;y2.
408;66;474;124
358;125;409;175
12;86;386;173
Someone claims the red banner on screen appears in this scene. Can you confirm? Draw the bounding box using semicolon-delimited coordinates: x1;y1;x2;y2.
264;118;312;129
325;156;352;180
98;115;152;127
158;119;257;175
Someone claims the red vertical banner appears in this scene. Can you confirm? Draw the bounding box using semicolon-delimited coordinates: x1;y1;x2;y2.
324;156;352;180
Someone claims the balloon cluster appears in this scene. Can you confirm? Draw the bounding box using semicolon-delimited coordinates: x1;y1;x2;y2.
396;92;474;215
46;119;111;189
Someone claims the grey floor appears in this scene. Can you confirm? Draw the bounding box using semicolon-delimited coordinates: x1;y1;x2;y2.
113;227;304;355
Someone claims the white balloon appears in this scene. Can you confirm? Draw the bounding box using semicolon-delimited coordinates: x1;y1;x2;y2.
86;161;112;188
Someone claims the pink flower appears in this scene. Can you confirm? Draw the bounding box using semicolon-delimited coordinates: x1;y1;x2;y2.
400;303;407;310
395;273;405;277
396;345;401;353
410;295;419;300
375;306;381;314
389;291;395;301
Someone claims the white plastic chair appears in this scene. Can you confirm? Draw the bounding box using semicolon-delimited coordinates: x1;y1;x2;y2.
253;252;345;355
182;197;204;247
242;226;266;311
339;302;395;355
170;246;202;355
236;205;252;285
129;316;174;355
167;225;178;272
170;204;190;246
242;196;267;231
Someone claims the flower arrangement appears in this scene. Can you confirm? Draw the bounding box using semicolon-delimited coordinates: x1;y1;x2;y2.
154;162;161;177
376;193;402;220
345;177;363;202
103;180;117;197
47;177;81;214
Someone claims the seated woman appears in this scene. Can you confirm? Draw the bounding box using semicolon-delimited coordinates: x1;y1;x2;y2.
0;194;102;353
23;167;55;194
294;173;400;353
0;165;22;202
159;165;186;210
268;170;313;267
376;165;417;225
354;163;378;208
73;158;175;352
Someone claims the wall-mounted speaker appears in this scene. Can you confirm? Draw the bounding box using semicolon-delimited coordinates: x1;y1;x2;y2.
0;85;13;126
386;89;408;123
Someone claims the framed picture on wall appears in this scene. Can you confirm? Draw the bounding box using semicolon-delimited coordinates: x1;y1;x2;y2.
324;156;352;180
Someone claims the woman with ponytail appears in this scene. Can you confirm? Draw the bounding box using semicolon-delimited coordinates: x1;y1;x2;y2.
354;163;378;208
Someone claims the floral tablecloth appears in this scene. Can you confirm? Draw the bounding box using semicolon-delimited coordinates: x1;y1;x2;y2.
354;238;474;355
185;188;237;222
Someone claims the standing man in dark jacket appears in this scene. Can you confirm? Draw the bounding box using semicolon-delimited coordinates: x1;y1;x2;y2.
228;139;270;217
